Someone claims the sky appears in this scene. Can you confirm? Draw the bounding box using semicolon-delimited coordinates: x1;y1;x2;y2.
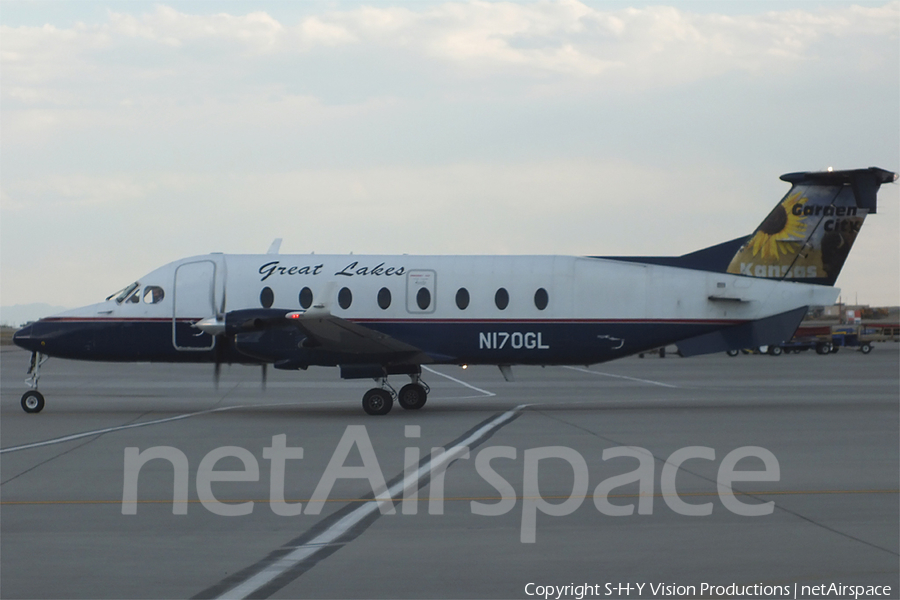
1;0;898;318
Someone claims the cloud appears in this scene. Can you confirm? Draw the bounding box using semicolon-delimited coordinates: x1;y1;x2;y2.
0;22;111;87
108;5;286;52
3;2;897;92
3;1;895;149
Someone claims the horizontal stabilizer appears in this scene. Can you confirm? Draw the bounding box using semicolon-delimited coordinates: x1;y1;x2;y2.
779;167;896;214
677;306;808;357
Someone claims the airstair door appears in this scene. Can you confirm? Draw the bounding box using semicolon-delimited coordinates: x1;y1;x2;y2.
172;259;218;350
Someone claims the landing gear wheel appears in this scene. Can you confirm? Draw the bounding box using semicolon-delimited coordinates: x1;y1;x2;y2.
768;346;783;356
362;388;393;416
398;383;427;410
726;349;740;357
21;390;45;413
860;343;872;354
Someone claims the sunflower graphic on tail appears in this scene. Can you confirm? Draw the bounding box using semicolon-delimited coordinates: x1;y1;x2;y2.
746;192;808;261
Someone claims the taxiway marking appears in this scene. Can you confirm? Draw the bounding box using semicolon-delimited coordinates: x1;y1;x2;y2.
563;365;679;388
209;404;525;600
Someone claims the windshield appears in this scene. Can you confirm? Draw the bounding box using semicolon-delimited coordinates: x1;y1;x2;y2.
106;282;140;303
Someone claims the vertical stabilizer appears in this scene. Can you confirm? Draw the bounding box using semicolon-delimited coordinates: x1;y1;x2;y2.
726;167;896;286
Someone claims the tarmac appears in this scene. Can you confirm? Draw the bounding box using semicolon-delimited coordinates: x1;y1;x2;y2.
1;344;898;599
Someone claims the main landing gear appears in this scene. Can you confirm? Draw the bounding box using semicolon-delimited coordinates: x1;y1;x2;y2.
361;374;430;416
21;352;47;413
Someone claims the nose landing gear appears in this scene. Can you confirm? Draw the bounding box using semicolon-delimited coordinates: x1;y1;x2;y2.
21;352;47;413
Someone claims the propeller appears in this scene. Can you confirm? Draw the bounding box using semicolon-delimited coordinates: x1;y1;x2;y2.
214;360;222;391
212;275;228;390
202;281;271;393
310;281;336;315
197;268;322;393
261;364;267;392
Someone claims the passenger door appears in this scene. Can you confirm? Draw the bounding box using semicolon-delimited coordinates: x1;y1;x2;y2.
172;259;219;350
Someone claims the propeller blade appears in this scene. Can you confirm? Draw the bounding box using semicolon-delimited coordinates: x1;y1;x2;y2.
214;361;221;391
261;364;267;392
313;282;337;312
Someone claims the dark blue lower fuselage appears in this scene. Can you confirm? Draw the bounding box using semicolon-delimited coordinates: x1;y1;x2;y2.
13;317;738;368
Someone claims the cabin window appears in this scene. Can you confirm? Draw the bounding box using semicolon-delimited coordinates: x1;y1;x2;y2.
143;286;165;304
416;287;431;310
377;287;391;310
299;287;313;309
338;287;352;310
534;288;548;310
456;288;470;310
260;287;274;309
495;288;509;310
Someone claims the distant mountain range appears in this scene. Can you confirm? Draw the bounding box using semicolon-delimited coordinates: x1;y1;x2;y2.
0;304;70;327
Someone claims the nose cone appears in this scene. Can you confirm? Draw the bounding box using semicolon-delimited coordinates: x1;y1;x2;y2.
13;322;39;352
13;323;41;352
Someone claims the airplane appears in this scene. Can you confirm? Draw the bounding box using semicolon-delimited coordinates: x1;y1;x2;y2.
13;167;896;415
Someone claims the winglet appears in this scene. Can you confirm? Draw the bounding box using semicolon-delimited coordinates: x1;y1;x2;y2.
267;239;283;255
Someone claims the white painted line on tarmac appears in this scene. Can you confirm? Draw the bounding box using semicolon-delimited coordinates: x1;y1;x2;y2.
422;365;496;397
562;366;679;388
0;402;312;454
213;404;525;600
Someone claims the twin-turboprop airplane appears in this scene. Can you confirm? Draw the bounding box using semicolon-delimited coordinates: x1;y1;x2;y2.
14;167;896;415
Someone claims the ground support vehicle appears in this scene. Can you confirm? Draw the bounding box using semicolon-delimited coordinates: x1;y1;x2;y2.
723;323;896;356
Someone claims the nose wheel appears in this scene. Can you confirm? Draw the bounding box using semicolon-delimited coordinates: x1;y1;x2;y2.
21;390;45;413
22;352;48;413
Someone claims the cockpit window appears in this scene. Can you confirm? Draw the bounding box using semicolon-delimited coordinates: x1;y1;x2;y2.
107;282;140;304
143;286;165;304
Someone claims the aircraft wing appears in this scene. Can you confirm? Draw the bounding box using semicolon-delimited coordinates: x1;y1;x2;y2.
197;307;432;363
284;309;425;356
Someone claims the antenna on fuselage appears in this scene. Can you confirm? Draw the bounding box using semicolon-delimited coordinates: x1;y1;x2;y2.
267;238;282;254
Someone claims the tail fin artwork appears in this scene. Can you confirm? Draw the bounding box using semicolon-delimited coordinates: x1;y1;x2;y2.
725;167;897;286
